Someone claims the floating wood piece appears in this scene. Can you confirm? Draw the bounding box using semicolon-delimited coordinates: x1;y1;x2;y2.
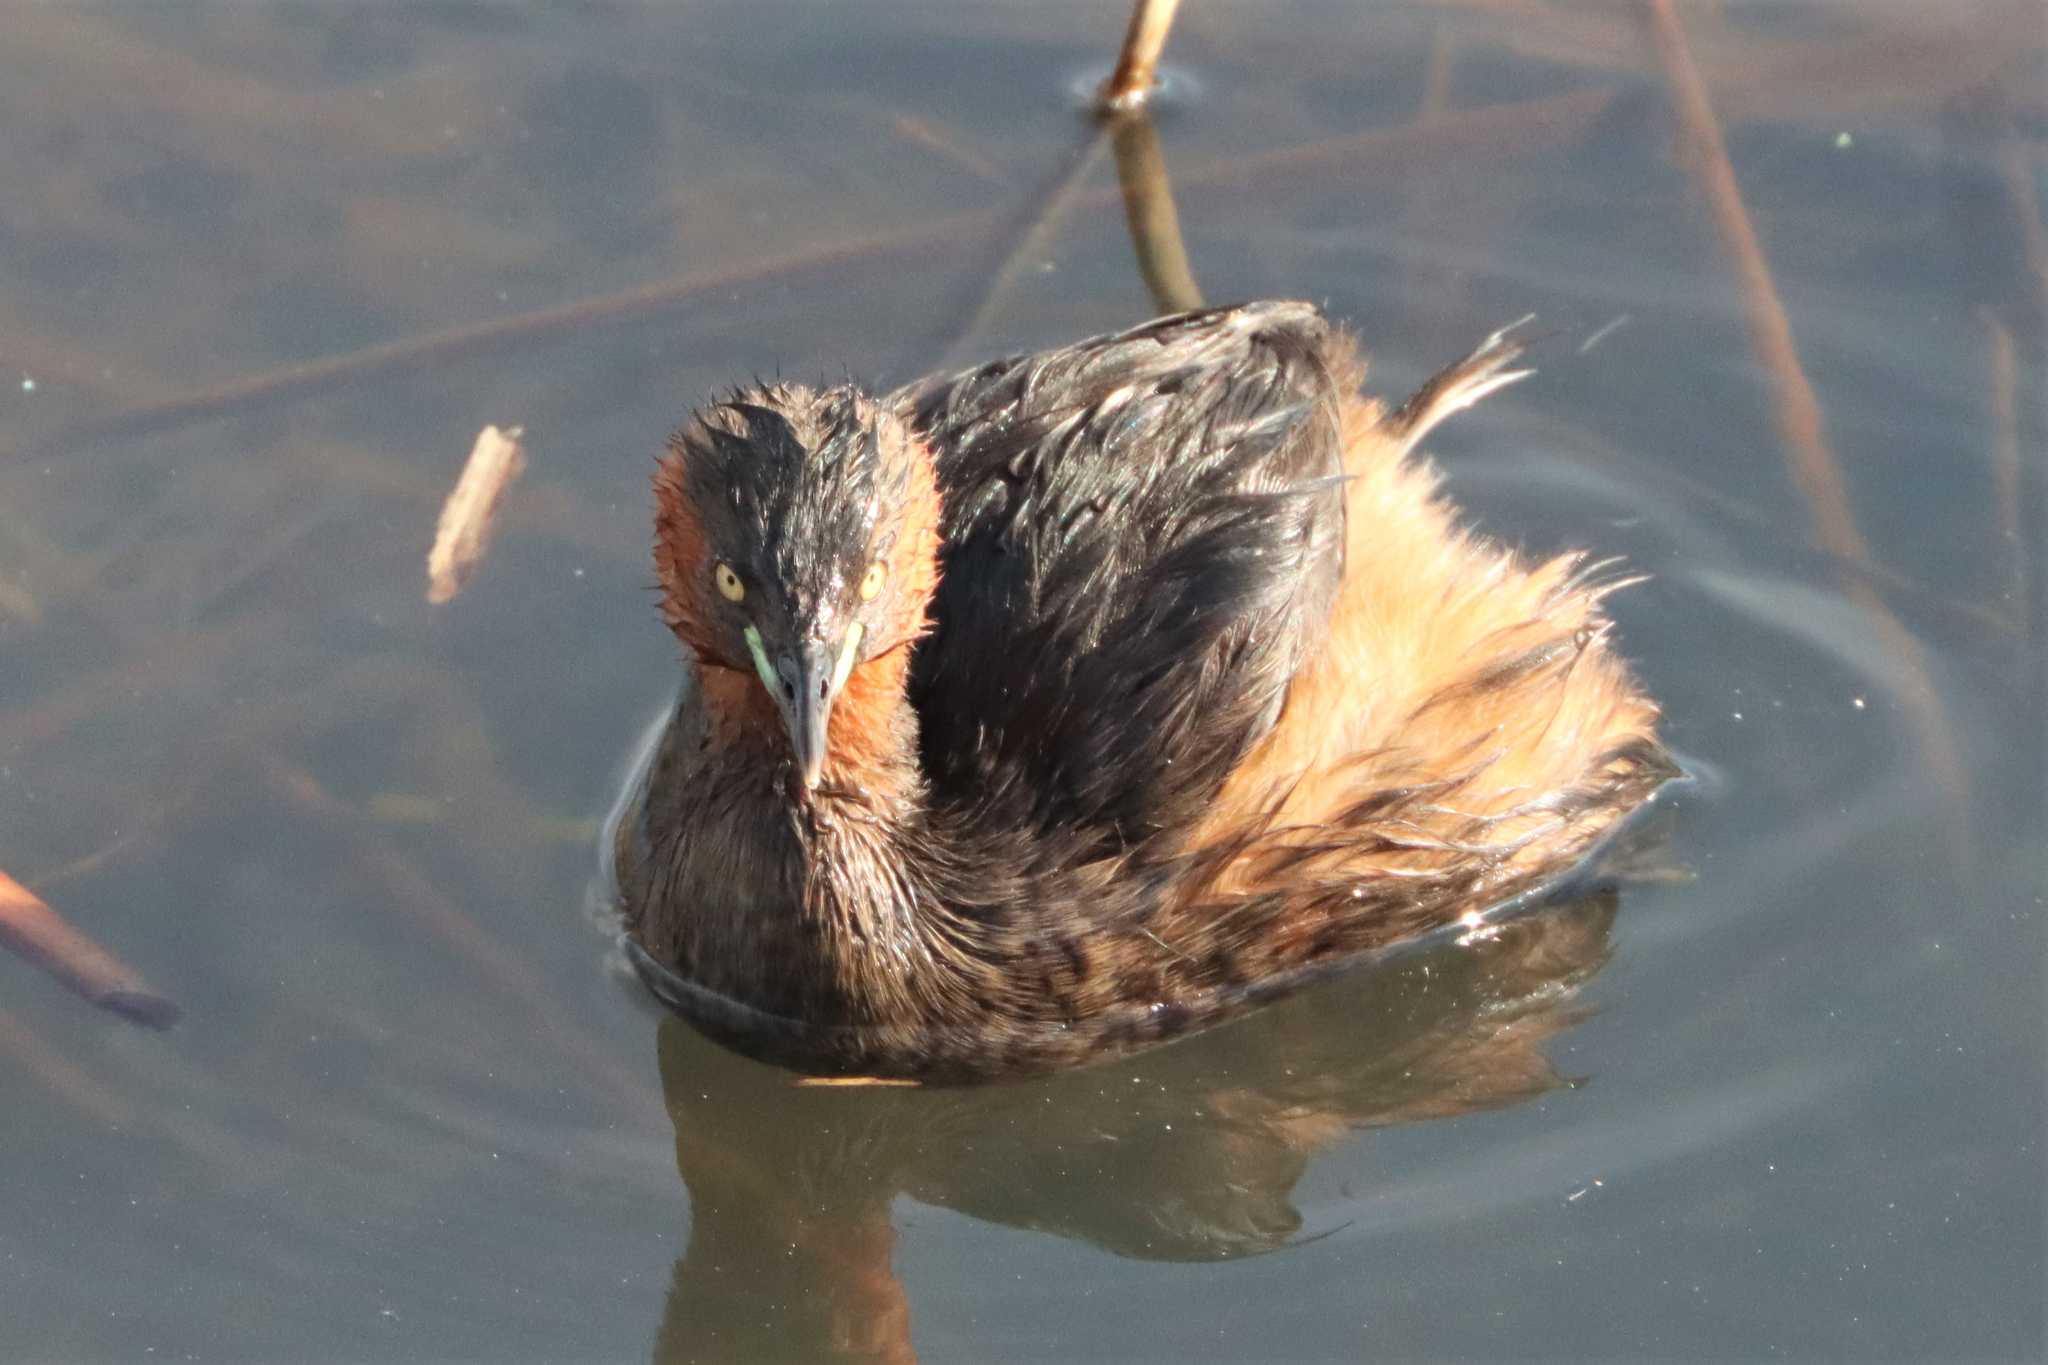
426;424;527;604
0;868;180;1029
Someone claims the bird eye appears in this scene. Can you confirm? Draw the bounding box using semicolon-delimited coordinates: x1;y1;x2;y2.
859;561;886;602
714;562;745;603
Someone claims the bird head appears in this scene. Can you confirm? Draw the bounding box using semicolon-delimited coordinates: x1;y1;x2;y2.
653;382;941;791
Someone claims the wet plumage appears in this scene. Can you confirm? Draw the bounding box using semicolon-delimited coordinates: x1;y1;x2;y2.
902;304;1347;846
613;302;1672;1082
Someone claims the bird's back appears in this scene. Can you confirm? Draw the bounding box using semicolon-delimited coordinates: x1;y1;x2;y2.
896;302;1348;847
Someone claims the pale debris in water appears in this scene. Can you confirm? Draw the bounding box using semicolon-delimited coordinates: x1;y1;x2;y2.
426;424;527;604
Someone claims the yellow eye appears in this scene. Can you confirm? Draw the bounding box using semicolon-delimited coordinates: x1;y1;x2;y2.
859;561;886;602
714;562;745;603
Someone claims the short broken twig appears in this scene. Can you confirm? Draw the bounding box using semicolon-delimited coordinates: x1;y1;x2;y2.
0;869;180;1029
426;424;527;604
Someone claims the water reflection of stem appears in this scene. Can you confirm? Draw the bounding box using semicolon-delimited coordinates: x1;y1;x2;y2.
1515;403;2021;641
0;482;101;621
1419;21;1457;120
24;215;990;459
932;129;1112;369
24;85;1618;460
888;114;1010;189
0;1002;131;1127
1392;22;1522;350
1434;0;2024;123
246;749;661;1128
1648;0;1870;567
1995;129;2048;337
24;785;197;894
0;306;180;411
1109;112;1204;315
1645;0;1972;860
1099;0;1184;113
1981;311;2026;642
1185;86;1613;197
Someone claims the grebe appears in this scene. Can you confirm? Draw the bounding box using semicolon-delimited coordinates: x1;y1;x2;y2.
614;302;1670;1082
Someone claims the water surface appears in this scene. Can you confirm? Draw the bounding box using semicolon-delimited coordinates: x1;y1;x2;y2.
1;3;2040;1360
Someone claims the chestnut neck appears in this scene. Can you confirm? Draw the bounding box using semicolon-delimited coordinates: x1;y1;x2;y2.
695;634;927;823
817;641;925;808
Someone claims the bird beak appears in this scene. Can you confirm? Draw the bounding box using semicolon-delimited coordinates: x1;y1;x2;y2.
744;623;864;791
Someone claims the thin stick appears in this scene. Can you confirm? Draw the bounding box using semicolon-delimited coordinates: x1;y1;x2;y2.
1100;0;1185;113
1981;309;2025;640
22;214;987;459
24;783;199;894
889;114;1009;188
248;751;661;1127
930;129;1112;369
1435;0;2024;122
0;575;35;625
1645;0;1972;846
1995;129;2048;333
1418;21;1458;122
1179;86;1612;195
1110;112;1205;314
1393;22;1506;345
1647;0;1871;565
0;869;180;1028
24;86;1616;460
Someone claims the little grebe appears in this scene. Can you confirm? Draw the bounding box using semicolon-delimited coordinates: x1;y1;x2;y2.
613;302;1672;1082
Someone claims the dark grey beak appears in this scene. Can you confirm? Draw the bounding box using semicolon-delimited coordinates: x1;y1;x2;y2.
773;640;839;791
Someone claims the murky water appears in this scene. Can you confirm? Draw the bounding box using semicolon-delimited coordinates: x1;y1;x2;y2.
2;3;2040;1360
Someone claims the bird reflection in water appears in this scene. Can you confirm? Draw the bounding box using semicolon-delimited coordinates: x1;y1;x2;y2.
649;892;1627;1364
